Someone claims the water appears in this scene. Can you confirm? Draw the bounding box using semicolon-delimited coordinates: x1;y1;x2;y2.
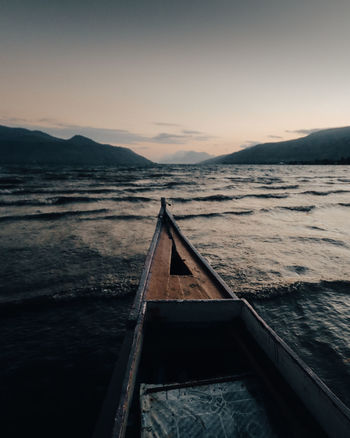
0;164;349;437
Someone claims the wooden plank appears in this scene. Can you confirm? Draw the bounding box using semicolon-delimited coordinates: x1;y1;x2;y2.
167;276;184;299
178;276;209;299
171;229;226;299
146;214;229;300
165;208;238;299
146;228;172;300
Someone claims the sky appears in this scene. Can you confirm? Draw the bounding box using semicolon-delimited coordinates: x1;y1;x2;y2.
1;0;350;160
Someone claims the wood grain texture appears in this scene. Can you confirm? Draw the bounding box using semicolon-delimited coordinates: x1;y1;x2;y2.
146;222;227;300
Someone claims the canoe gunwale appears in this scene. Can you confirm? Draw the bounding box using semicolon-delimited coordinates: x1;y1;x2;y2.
128;202;165;322
93;303;146;438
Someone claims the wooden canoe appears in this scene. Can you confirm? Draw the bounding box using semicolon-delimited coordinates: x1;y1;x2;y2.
94;198;350;438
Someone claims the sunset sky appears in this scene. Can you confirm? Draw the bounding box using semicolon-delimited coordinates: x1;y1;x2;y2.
1;0;350;160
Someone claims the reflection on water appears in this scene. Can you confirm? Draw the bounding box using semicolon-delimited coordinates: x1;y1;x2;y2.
0;164;349;436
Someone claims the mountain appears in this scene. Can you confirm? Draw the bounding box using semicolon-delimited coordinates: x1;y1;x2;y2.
158;150;214;164
0;125;153;166
202;126;350;165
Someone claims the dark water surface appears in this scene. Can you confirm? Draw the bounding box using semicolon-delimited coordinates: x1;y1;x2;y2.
0;165;350;437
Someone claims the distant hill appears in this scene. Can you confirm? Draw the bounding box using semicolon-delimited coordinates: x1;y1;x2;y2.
202;126;350;165
158;150;214;164
0;125;153;166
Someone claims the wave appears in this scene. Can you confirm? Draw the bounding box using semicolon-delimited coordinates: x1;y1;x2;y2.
175;210;253;220
0;184;23;189
258;184;299;190
163;180;198;188
52;195;155;205
302;189;350;196
0;283;137;313
306;225;326;231
123;187;156;193
0;208;110;222
193;194;234;202
41;174;72;181
0;195;155;207
110;196;155;203
146;172;174;178
171;195;233;203
50;196;99;205
255;177;284;184
0;197;96;206
237;280;350;300
0;199;47;206
171;193;289;203
270;202;350;212
213;184;236;191
6;188;123;196
290;236;347;247
227;176;284;184
84;214;153;221
228;177;255;183
0;177;24;185
241;193;289;199
280;205;315;212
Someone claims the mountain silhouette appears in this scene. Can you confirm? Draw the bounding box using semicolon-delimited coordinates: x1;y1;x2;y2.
203;126;350;165
0;125;152;166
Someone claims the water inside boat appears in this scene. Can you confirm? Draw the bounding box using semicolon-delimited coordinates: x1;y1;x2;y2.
125;309;326;437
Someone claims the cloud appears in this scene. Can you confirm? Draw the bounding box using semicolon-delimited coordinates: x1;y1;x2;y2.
151;131;214;144
52;125;150;145
182;129;202;135
239;140;259;149
286;128;321;135
134;146;149;150
268;135;283;139
153;121;182;127
195;135;213;141
0;115;35;125
151;132;191;144
0;115;149;144
0;115;213;146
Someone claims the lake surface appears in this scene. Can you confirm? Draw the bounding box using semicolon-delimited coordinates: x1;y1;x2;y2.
0;164;350;437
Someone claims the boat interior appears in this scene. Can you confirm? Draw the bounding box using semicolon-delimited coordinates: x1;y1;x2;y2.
124;300;327;437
